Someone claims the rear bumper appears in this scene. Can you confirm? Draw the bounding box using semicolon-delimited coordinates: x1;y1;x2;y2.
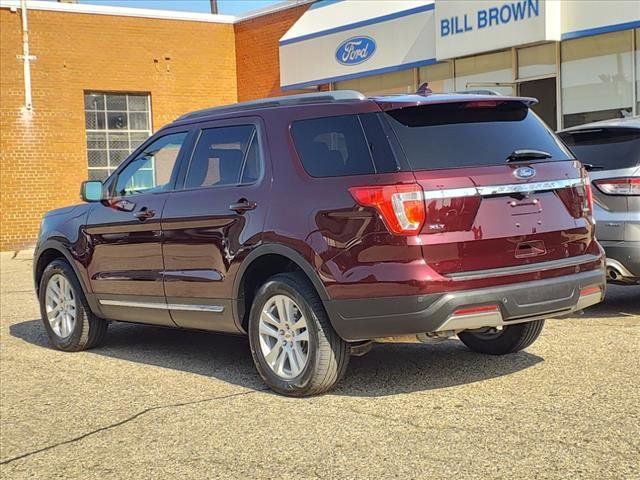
325;268;606;341
600;241;640;279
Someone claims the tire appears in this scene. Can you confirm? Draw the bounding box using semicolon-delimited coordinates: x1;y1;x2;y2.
248;272;349;397
458;320;545;355
38;259;108;352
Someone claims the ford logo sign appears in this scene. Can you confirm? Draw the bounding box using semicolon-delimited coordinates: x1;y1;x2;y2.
514;166;536;179
335;36;376;65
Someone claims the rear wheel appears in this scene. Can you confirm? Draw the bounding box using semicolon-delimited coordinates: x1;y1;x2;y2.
458;320;544;355
248;272;349;396
39;259;108;352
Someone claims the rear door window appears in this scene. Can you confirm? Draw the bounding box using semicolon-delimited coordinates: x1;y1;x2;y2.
184;125;258;189
558;128;640;170
384;101;573;171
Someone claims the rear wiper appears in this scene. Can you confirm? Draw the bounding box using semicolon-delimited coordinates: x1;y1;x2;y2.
506;149;552;163
582;163;605;171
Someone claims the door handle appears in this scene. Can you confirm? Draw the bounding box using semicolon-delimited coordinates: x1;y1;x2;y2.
229;199;257;213
111;198;135;212
134;207;156;221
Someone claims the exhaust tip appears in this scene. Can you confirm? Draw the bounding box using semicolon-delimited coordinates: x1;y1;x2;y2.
607;267;619;281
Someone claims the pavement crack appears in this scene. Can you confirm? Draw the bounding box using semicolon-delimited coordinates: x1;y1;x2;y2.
0;388;264;466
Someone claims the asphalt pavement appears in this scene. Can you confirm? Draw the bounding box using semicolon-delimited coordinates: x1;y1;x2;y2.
1;251;638;479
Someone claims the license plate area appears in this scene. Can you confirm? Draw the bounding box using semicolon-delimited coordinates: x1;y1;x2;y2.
502;281;578;319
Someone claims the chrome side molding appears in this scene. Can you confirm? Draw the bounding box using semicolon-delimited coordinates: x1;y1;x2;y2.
168;303;225;313
99;299;224;313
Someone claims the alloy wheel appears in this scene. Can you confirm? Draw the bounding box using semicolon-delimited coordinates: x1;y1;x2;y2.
258;294;309;379
45;273;77;338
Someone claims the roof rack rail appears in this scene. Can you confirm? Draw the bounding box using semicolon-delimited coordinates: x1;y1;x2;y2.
176;90;366;121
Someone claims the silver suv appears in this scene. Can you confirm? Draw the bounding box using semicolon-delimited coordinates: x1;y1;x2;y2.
559;117;640;284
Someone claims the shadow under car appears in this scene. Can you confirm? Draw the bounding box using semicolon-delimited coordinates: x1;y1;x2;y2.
10;319;544;397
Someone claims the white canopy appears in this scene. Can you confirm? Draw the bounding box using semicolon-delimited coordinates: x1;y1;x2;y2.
279;0;436;90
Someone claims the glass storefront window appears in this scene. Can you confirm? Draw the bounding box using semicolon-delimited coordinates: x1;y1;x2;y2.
561;30;634;128
418;61;454;93
518;43;556;79
334;69;414;96
454;50;514;95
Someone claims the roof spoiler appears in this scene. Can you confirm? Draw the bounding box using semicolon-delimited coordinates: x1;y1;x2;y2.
374;94;538;111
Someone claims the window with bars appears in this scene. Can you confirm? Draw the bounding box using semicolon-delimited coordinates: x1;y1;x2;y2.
84;92;152;180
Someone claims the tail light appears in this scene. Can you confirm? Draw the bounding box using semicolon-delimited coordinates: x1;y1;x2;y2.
585;180;594;215
463;100;501;108
349;184;425;235
350;183;484;235
592;177;640;196
556;177;593;219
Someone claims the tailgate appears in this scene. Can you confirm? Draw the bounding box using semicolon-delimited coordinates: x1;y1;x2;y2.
382;98;595;276
413;162;593;275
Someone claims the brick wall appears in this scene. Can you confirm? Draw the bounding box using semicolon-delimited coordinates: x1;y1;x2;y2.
0;9;237;250
234;4;309;102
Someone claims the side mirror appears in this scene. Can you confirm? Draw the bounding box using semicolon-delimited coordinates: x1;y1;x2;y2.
80;180;105;202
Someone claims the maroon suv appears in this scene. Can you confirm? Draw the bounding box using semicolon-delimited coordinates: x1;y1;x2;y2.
34;91;606;396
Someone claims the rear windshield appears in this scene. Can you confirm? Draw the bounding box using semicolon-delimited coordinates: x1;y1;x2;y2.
558;128;640;170
384;101;573;171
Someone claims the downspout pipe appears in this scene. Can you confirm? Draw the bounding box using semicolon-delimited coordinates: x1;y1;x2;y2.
19;0;33;111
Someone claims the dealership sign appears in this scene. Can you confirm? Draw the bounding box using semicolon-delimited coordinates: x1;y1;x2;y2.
435;0;560;59
279;2;436;90
440;0;540;36
335;36;377;65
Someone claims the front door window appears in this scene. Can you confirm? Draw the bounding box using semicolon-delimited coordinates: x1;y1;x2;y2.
114;132;188;197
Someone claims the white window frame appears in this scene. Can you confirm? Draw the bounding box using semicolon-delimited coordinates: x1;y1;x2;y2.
85;92;153;180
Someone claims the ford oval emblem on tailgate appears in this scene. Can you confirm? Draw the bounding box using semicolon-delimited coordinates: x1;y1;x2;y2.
335;36;376;65
514;166;536;179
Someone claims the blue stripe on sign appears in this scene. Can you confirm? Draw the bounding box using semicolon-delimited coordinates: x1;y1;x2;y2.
561;20;640;41
308;0;344;11
281;58;438;91
279;3;435;46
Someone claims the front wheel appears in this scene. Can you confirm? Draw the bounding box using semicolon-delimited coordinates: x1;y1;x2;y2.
38;259;108;352
248;272;349;397
458;320;545;355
